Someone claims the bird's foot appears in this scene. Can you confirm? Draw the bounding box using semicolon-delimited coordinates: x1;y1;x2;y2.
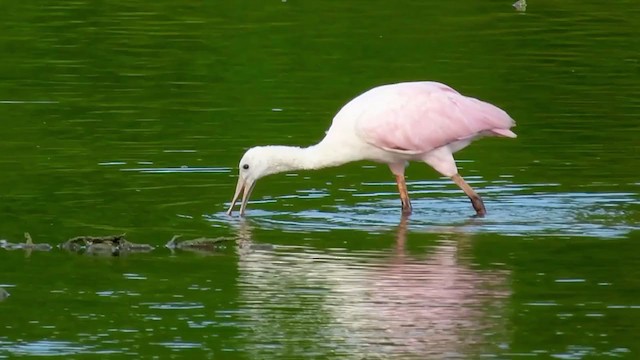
400;199;412;215
471;196;486;217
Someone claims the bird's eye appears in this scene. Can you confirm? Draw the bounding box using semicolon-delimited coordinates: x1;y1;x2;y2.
242;164;249;170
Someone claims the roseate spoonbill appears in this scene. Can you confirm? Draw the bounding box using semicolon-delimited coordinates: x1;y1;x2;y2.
227;81;517;216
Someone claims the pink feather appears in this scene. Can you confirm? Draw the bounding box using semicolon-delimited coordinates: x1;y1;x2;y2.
352;82;517;153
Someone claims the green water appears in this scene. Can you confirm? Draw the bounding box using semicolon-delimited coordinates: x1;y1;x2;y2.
1;0;639;358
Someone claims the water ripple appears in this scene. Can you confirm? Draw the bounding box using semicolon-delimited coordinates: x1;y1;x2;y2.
121;166;229;174
210;181;639;238
0;340;92;356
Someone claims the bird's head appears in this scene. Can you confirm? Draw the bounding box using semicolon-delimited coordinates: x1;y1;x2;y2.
226;146;293;216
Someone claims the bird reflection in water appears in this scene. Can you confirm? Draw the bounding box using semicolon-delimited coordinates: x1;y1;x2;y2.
231;216;510;358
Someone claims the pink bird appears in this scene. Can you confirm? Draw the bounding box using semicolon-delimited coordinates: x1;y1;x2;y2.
227;81;517;216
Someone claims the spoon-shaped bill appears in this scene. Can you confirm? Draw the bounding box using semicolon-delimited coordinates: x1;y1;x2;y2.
226;175;256;216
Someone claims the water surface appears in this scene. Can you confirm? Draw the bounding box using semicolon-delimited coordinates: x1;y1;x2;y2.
1;0;639;358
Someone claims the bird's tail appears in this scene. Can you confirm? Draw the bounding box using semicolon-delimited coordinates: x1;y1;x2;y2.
490;128;517;138
490;129;518;138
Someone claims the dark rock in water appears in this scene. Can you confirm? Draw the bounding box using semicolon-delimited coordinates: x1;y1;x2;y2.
63;234;127;247
165;235;233;254
61;234;154;256
0;287;9;301
61;234;125;253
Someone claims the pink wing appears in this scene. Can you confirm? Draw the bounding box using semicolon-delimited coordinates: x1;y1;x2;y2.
353;82;517;153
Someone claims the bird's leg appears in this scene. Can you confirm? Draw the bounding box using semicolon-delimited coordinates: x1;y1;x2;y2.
451;174;486;217
395;174;412;214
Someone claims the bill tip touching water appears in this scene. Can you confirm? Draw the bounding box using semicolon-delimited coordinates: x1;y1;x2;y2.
227;81;516;217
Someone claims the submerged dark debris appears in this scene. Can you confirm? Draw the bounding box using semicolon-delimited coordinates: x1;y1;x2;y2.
0;233;52;252
165;235;234;255
0;233;253;257
61;234;154;256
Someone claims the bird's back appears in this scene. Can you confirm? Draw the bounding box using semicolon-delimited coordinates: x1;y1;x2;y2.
329;82;516;154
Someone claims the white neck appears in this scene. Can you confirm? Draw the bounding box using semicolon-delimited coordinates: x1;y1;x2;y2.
261;141;362;175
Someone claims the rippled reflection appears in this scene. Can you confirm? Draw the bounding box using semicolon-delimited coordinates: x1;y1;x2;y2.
234;217;510;358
